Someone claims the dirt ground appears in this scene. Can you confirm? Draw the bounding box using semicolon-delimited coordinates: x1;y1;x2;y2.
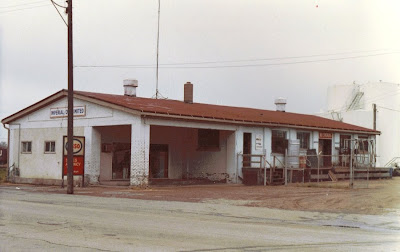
2;177;399;215
0;166;6;183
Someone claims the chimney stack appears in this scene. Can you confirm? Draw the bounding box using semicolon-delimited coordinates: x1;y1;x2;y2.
123;79;138;97
184;82;193;103
275;97;287;112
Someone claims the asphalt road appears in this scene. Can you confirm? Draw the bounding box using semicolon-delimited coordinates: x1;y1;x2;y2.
0;187;399;251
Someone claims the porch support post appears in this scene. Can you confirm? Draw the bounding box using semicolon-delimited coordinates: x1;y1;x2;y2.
130;120;150;186
84;126;101;185
226;130;237;183
235;128;244;184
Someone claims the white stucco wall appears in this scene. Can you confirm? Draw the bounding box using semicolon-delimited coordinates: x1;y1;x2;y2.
7;97;144;184
9;127;83;180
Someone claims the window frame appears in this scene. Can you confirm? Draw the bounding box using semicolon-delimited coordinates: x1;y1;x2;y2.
197;129;220;151
44;141;56;154
271;130;288;154
21;141;32;154
297;131;311;150
357;135;369;153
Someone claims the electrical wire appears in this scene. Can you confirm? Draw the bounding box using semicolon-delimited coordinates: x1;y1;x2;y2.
74;51;400;69
377;105;400;113
50;0;67;27
154;48;391;66
0;3;50;14
0;0;48;9
51;0;66;9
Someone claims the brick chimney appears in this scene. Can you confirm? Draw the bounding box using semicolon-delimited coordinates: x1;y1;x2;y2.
184;82;193;103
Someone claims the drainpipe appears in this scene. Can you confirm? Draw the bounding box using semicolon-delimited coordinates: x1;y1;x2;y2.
2;123;10;181
16;123;21;170
263;127;266;186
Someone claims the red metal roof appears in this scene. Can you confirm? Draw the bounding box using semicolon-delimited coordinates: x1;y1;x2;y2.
75;90;378;134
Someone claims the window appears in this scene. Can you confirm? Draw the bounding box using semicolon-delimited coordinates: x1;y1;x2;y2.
198;129;219;150
45;141;56;153
271;130;288;154
297;132;310;149
22;141;32;153
0;150;2;156
358;135;369;153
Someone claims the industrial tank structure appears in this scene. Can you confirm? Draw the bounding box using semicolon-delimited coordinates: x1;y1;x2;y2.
319;81;400;167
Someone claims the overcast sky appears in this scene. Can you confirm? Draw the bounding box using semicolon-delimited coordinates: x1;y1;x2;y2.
1;0;400;142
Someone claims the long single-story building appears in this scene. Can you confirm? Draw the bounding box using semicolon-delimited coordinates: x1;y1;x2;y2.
1;80;379;186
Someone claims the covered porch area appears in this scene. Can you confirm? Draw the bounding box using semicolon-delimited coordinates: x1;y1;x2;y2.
149;125;236;185
96;125;132;186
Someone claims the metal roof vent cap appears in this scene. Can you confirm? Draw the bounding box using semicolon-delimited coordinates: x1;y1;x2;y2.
123;79;138;97
275;97;287;112
184;81;193;103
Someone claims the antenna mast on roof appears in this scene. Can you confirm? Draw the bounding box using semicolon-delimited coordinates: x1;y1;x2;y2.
153;0;167;99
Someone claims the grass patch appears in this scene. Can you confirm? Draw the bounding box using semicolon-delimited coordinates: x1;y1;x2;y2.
0;166;7;183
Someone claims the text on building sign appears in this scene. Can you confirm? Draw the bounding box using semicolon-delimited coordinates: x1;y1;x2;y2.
319;132;333;139
50;106;86;118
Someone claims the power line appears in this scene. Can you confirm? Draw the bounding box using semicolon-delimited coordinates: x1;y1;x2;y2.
0;0;48;9
377;106;400;113
74;51;400;69
0;3;50;14
50;0;67;27
156;49;391;66
51;0;66;9
76;49;393;68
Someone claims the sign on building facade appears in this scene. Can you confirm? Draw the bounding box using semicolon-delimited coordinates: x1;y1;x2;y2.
50;106;86;118
62;136;85;177
319;132;333;139
255;134;263;150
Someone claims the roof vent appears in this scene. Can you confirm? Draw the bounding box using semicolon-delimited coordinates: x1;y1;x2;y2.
123;79;138;97
275;97;287;112
184;82;193;103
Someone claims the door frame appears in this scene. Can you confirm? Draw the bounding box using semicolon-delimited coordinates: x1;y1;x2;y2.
149;144;169;179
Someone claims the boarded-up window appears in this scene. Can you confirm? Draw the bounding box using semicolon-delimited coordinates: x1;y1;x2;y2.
271;130;288;154
198;129;219;150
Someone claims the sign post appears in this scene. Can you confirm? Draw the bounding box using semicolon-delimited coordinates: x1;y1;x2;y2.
62;136;85;187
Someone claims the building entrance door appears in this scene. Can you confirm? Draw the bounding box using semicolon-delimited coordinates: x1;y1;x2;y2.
340;135;351;167
319;139;332;167
243;133;252;167
149;144;169;178
112;143;131;180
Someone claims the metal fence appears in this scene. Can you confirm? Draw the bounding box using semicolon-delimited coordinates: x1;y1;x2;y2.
240;150;389;188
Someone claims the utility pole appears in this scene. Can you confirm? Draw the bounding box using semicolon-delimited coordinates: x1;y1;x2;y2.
67;0;74;194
